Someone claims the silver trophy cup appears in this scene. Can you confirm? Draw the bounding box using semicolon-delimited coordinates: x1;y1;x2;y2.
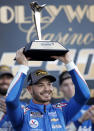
23;1;68;61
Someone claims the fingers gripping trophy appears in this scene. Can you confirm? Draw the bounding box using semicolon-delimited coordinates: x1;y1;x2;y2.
23;1;68;61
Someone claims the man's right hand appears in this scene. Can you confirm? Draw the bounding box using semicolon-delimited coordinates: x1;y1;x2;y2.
89;105;94;123
0;98;6;113
78;105;94;123
78;110;91;123
16;48;29;66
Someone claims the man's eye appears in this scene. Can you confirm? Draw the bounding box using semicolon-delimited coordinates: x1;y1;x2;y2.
48;83;52;86
38;84;44;87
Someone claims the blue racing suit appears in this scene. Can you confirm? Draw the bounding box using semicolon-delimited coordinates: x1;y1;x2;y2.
0;111;13;131
0;97;26;131
6;62;90;131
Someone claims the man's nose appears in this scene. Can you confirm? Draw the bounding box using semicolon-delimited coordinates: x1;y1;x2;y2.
44;85;50;91
2;79;8;83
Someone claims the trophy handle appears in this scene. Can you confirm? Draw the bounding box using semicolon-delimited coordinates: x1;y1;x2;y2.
30;2;46;40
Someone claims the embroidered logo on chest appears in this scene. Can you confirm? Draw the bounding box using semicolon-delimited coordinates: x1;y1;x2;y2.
30;112;43;118
29;119;39;128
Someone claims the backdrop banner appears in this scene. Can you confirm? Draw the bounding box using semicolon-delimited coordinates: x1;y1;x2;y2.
0;0;94;99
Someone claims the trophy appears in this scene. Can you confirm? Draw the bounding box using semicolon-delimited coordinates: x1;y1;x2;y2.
23;1;68;61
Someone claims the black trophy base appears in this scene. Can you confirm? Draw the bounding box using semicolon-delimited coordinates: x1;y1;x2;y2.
23;42;69;61
24;49;68;61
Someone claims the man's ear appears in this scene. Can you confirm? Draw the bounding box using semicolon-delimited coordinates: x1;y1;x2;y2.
27;86;32;94
59;86;63;92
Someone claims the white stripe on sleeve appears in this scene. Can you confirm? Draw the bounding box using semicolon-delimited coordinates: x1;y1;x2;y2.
6;65;29;96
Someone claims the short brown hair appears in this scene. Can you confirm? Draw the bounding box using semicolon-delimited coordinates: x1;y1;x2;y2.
59;71;71;85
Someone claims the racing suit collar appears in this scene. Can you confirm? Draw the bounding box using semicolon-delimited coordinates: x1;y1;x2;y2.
62;99;69;104
29;99;52;113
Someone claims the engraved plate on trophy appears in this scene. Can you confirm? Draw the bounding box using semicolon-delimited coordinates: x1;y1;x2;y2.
23;1;69;61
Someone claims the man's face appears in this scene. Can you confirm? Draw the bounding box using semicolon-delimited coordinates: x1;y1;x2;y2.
0;74;13;95
60;78;75;100
28;78;54;104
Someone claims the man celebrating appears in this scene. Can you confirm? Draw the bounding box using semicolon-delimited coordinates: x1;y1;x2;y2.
0;65;14;130
6;48;90;131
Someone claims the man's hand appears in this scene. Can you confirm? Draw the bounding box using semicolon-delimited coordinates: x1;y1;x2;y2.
51;51;72;64
78;110;91;123
0;98;6;113
16;48;29;66
78;105;94;123
89;105;94;123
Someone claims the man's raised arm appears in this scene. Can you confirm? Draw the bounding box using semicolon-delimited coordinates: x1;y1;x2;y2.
52;52;90;124
6;48;29;128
